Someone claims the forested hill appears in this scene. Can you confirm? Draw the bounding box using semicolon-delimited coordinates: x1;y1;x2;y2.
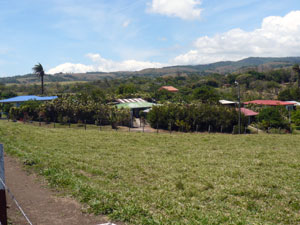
1;56;300;84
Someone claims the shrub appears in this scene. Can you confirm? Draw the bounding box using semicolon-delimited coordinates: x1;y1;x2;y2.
257;107;289;130
291;110;300;126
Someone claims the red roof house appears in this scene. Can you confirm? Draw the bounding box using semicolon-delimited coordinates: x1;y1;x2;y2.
243;100;295;106
158;86;179;92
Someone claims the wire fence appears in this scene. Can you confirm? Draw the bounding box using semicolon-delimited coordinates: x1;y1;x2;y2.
0;177;33;225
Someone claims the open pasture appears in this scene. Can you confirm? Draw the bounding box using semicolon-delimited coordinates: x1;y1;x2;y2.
0;120;299;224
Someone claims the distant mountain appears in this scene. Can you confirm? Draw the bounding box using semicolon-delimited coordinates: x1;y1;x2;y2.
1;57;300;84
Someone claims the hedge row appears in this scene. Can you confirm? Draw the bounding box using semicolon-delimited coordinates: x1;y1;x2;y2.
8;95;131;128
147;103;248;133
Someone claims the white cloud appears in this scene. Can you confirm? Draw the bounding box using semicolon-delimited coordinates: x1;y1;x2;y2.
148;0;202;20
173;11;300;65
122;20;130;28
47;63;94;74
47;54;165;74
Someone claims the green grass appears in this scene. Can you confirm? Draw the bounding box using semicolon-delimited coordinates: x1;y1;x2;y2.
0;120;299;224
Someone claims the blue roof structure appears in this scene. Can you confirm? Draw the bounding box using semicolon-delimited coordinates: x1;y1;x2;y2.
0;95;58;103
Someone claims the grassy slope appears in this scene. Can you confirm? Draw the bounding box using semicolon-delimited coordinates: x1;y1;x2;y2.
0;121;299;224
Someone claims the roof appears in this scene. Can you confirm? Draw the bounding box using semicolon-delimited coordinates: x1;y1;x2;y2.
239;108;259;117
116;102;155;109
286;101;300;106
0;95;58;103
219;99;238;105
116;98;146;103
244;100;295;106
159;86;179;92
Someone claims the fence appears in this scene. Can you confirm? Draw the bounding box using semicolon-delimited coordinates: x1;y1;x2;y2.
0;144;33;225
4;118;259;135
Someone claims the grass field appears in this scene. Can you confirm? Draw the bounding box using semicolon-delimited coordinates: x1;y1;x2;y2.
0;120;299;224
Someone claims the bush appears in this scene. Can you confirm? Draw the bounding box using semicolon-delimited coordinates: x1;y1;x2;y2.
291;110;300;126
257;107;289;130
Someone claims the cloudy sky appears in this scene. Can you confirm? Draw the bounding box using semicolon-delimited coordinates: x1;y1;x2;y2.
0;0;300;76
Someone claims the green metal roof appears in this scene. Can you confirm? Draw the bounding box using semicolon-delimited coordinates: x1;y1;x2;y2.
116;102;155;109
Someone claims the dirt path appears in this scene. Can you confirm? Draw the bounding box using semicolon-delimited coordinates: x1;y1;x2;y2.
4;154;117;225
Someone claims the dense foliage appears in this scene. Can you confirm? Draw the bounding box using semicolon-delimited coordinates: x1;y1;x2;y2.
257;107;289;130
8;95;131;128
147;103;247;133
1;67;299;104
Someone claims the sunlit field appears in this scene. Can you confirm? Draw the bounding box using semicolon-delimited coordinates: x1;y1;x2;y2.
0;120;299;224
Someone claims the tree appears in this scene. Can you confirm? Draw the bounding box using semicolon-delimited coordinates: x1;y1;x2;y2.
292;64;300;89
192;86;219;103
257;107;288;129
32;63;45;95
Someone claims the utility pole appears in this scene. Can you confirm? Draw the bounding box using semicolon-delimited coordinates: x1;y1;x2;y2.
235;81;241;134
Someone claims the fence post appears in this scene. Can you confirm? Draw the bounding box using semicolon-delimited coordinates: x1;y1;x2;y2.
84;120;87;130
0;144;8;225
143;121;145;133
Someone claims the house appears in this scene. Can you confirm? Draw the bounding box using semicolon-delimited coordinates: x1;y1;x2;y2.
243;100;295;106
158;86;179;92
244;100;295;111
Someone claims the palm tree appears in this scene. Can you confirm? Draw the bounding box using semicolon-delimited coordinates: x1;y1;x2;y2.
32;63;45;95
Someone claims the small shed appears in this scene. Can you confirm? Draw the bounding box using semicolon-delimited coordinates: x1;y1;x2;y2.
116;98;146;103
117;102;155;117
158;86;179;92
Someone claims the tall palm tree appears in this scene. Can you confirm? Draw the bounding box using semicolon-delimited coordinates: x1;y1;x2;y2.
32;63;45;95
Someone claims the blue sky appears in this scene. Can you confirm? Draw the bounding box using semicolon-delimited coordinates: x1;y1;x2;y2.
0;0;300;77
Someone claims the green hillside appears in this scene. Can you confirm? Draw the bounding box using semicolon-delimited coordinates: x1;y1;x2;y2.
1;57;300;84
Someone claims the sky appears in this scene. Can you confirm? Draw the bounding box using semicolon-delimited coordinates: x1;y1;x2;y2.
0;0;300;77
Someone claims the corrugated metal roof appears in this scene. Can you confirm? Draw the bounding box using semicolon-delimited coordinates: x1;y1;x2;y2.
286;101;300;106
0;95;58;103
116;98;146;103
244;100;295;106
116;102;155;109
239;108;259;116
159;86;179;92
219;99;237;105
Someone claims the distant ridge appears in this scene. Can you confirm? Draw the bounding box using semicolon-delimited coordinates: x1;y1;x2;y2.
1;56;300;84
